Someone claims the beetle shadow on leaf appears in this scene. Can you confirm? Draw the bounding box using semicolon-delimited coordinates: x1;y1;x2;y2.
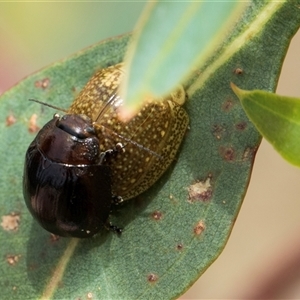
25;219;112;294
25;159;176;294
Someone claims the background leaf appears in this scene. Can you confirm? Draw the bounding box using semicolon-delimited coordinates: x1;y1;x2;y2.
121;1;244;112
232;85;300;166
0;1;299;300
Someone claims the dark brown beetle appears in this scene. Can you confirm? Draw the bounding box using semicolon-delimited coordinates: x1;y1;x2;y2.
23;113;122;238
23;63;189;238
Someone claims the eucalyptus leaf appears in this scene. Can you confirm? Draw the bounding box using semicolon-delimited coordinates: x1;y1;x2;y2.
121;1;244;113
0;1;300;300
232;84;300;167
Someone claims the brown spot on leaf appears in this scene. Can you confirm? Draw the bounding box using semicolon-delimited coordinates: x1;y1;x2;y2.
233;68;243;75
194;220;205;235
176;243;184;251
6;254;21;266
35;78;50;89
6;113;16;126
28;114;40;133
151;210;163;221
50;233;60;243
147;273;158;283
236;121;247;131
220;146;235;161
1;212;20;231
212;124;226;140
222;98;234;111
188;176;213;202
242;146;258;161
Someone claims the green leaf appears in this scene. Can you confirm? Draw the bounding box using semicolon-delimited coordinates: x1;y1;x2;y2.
232;84;300;167
0;1;299;299
121;1;244;112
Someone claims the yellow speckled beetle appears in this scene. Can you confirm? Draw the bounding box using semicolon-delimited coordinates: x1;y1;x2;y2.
23;63;189;238
69;63;189;200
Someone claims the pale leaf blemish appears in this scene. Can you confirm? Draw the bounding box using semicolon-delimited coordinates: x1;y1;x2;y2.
169;194;178;205
233;67;243;75
188;176;213;202
242;146;258;161
194;220;206;236
1;212;20;231
35;77;50;89
6;254;21;266
28;114;40;133
6;113;16;126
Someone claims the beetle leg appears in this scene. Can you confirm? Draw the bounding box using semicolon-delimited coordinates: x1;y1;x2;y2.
98;148;117;164
105;222;122;234
107;143;125;156
99;143;125;164
115;142;125;153
112;195;124;205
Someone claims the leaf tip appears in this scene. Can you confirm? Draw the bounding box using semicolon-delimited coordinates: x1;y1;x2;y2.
230;82;242;98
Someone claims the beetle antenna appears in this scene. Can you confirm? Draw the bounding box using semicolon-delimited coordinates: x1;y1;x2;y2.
93;91;162;159
93;123;162;159
29;99;69;113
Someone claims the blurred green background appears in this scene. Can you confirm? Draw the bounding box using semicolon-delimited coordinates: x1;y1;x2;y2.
1;3;300;299
0;2;146;92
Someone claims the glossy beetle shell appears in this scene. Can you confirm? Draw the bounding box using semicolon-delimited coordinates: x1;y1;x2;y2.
69;63;189;200
23;114;112;238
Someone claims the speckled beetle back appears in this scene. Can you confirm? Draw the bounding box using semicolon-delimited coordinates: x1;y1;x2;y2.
69;63;189;200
